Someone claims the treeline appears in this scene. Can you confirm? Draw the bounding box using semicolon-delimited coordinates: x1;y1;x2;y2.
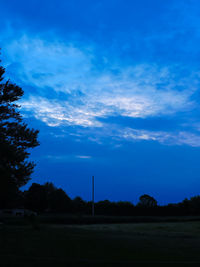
11;182;200;216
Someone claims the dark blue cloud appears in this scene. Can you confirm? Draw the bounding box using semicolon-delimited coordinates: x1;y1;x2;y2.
2;0;200;66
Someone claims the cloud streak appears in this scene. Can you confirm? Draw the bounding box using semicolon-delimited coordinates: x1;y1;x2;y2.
119;128;200;147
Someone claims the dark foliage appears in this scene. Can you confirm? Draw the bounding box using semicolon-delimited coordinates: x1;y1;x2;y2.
23;182;200;217
137;194;157;208
24;182;72;213
72;196;86;214
0;58;39;208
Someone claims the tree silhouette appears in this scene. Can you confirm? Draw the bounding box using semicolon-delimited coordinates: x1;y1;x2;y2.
0;58;39;208
24;182;72;212
137;194;157;208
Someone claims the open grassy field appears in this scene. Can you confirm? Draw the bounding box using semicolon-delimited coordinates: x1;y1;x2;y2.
1;220;200;266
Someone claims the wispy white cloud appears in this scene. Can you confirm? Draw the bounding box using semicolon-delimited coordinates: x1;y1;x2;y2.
3;35;200;147
3;35;93;92
21;96;104;127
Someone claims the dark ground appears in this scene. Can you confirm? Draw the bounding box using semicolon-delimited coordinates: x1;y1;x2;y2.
1;218;200;266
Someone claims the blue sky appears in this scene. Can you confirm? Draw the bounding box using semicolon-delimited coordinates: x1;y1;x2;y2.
1;0;200;204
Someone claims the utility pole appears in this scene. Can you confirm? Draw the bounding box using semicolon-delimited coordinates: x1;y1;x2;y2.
92;175;95;216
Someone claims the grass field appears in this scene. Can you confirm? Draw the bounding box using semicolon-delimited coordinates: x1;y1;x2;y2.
1;220;200;266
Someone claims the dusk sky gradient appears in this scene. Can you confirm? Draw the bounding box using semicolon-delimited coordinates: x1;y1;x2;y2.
1;0;200;204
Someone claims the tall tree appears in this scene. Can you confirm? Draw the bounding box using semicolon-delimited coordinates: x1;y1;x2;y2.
0;58;39;208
